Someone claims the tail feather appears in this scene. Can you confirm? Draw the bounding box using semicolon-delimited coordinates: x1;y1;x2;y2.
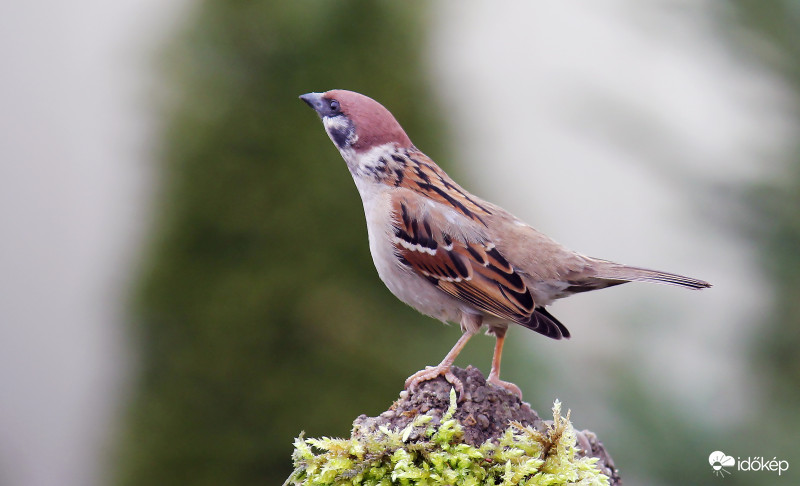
514;263;707;340
594;262;711;290
518;307;571;340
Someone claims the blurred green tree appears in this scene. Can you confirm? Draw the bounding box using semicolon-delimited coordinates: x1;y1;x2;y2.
733;0;800;415
116;2;457;485
606;4;800;482
728;0;800;454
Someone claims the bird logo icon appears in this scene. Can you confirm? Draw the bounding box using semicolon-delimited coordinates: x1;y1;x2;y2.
709;451;735;477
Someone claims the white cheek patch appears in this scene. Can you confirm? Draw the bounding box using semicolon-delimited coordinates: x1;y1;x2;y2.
322;115;348;132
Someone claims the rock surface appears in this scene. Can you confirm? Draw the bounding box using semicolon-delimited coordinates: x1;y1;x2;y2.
352;365;621;485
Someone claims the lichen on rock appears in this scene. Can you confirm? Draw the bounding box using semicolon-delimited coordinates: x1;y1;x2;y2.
285;366;620;486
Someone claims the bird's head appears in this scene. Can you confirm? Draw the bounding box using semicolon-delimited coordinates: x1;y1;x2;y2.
300;90;413;154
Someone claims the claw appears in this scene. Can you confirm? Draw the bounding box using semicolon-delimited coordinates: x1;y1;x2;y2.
405;365;464;398
487;375;522;399
404;330;475;399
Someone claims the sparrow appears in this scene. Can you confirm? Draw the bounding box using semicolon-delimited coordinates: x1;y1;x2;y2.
300;89;710;398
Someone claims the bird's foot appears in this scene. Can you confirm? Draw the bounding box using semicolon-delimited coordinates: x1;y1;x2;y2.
405;365;464;398
487;375;523;399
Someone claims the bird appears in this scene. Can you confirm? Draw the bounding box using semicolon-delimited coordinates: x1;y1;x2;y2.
300;89;710;398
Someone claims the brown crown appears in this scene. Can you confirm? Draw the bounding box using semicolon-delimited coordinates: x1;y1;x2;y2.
324;90;413;152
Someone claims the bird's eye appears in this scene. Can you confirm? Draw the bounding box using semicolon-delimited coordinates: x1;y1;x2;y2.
329;99;340;112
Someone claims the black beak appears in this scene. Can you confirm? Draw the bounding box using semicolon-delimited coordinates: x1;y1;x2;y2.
299;92;326;115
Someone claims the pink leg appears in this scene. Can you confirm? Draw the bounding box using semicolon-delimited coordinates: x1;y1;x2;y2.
405;329;476;397
487;330;522;399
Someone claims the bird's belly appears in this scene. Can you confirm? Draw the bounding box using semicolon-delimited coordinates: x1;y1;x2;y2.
362;202;462;324
391;274;462;323
370;234;462;323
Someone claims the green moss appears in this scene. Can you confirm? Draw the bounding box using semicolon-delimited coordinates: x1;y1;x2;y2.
285;390;609;486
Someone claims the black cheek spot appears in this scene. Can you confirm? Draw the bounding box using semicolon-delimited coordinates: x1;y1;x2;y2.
327;118;354;149
329;128;349;148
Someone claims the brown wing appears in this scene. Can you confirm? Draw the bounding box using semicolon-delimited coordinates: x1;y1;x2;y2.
386;153;570;339
391;195;534;324
387;149;493;226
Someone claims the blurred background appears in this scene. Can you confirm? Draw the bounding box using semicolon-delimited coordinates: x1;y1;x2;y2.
1;1;798;485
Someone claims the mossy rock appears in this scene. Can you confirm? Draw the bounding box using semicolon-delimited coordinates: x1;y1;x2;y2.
285;366;620;485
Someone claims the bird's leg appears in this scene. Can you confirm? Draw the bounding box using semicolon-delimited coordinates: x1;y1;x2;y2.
405;329;476;398
487;328;523;399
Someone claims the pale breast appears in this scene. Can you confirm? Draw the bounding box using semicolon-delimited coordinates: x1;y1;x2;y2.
358;187;464;324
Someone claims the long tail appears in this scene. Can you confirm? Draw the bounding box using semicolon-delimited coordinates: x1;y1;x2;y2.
592;260;711;290
516;260;708;341
516;261;708;342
